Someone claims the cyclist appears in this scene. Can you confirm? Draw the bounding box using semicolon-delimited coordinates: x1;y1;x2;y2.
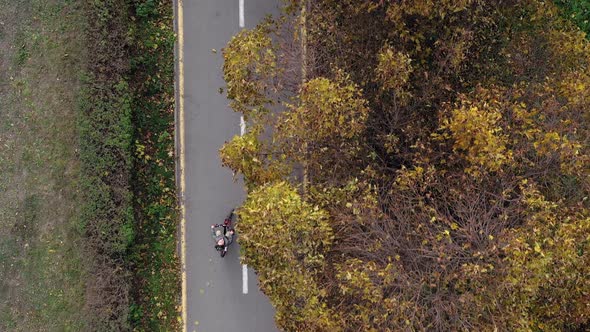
211;212;235;255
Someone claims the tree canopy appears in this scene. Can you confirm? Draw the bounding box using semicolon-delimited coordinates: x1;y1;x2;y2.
221;0;590;330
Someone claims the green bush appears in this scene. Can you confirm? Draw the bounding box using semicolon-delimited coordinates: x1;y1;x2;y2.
554;0;590;35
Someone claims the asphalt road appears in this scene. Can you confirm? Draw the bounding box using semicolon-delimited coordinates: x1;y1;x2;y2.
180;0;280;331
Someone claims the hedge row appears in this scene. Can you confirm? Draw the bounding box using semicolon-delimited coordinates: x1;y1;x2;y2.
80;0;179;330
79;0;134;330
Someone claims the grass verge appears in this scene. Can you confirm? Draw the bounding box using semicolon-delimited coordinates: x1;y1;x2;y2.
0;0;88;330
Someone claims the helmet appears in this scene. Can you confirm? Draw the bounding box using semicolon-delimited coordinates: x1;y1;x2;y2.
217;238;225;246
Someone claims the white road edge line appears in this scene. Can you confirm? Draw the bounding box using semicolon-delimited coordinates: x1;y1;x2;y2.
242;264;249;294
239;0;245;28
240;117;247;295
240;115;246;135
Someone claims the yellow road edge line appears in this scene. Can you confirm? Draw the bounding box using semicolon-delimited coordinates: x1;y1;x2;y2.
177;0;187;331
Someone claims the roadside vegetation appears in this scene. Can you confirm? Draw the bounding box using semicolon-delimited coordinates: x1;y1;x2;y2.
222;0;590;331
0;0;179;331
81;1;134;329
128;0;180;330
82;0;179;330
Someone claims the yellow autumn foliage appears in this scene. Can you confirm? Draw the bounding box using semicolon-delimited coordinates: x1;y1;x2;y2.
444;97;512;175
220;0;590;330
376;45;413;100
